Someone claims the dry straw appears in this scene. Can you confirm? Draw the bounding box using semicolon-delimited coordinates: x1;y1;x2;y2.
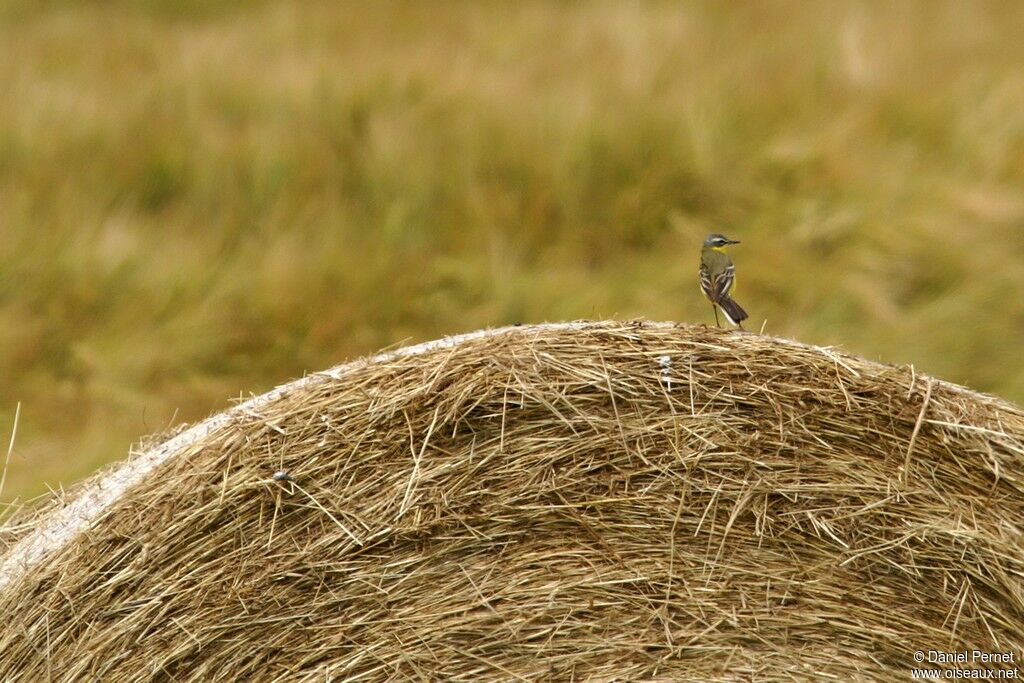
1;321;1023;681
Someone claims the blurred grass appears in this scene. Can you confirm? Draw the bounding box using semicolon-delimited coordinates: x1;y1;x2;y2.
2;0;1024;502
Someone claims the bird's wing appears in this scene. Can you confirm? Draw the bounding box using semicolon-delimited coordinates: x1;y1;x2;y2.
701;262;734;302
711;264;735;300
699;263;715;299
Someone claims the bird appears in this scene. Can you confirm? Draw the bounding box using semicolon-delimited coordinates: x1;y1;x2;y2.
699;233;748;328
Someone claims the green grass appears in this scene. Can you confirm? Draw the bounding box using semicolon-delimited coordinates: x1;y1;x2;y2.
2;0;1024;502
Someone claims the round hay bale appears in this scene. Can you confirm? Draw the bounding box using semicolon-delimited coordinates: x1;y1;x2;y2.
1;321;1022;681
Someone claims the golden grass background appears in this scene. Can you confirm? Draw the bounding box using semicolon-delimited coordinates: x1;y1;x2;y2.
2;1;1024;502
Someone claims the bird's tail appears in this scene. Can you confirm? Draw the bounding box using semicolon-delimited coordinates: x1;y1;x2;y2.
718;297;748;326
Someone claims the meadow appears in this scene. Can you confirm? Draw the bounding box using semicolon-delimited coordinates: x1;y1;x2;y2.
2;0;1024;502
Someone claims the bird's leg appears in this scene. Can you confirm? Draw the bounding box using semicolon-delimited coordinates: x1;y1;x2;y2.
711;304;720;328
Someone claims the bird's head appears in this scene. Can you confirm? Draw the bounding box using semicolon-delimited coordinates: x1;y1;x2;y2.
703;233;740;250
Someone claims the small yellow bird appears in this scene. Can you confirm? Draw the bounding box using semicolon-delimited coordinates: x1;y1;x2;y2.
699;233;748;328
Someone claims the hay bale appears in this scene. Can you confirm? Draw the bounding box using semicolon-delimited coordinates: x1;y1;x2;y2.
1;321;1022;681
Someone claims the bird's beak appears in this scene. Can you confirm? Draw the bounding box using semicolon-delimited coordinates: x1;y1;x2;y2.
728;239;741;245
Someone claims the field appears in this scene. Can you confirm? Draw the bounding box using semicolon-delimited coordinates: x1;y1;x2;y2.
2;0;1024;502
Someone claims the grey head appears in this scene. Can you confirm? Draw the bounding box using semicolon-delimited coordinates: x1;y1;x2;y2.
704;233;740;247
